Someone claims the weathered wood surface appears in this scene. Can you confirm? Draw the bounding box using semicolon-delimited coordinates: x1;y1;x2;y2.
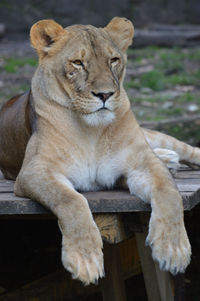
100;243;127;301
94;214;126;244
0;168;200;215
135;230;174;301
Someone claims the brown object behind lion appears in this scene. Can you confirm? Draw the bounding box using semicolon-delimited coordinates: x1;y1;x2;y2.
0;91;34;179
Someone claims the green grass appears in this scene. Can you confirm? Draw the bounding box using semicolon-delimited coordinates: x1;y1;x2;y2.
140;70;166;91
188;48;200;60
157;107;184;116
19;83;30;91
4;57;37;73
156;48;186;71
131;92;200;106
127;69;200;92
173;92;198;103
128;46;161;61
166;73;200;86
0;83;31;104
124;79;141;90
126;46;200;92
131;95;170;103
134;105;185;122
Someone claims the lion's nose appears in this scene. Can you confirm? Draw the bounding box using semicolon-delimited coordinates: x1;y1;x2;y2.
92;91;114;102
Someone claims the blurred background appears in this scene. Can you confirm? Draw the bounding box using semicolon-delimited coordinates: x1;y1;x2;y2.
0;1;200;300
1;0;200;144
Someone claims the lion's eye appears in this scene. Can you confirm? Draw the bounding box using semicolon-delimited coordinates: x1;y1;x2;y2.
72;60;83;66
111;57;119;64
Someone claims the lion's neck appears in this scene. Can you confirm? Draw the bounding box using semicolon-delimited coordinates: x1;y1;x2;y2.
32;90;132;139
34;97;106;141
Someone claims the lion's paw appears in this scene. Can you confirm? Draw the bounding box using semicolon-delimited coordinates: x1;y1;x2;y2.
61;224;104;285
146;214;191;274
153;148;180;170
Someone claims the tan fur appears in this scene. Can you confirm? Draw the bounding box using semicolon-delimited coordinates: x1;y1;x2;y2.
143;128;200;167
1;17;200;284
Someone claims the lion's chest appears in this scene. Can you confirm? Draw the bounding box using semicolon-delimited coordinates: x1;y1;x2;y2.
66;150;127;191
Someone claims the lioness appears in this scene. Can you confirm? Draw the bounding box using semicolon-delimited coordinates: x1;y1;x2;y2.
0;17;200;285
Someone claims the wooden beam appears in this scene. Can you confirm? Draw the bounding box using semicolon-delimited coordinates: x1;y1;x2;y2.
135;229;174;301
94;213;127;244
100;243;127;301
174;274;185;301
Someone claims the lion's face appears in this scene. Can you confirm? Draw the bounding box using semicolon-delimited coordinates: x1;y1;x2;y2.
30;18;134;126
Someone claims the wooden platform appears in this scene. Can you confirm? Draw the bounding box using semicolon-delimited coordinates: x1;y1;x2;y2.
0;168;200;215
0;167;200;301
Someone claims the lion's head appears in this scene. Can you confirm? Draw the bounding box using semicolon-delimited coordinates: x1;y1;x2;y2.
30;17;134;126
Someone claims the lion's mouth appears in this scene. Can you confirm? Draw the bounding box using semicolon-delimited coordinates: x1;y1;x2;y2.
84;106;111;115
97;107;109;112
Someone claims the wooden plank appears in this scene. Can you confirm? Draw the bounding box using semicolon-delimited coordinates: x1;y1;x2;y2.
100;243;127;301
0;180;200;194
0;178;200;192
1;175;200;188
0;188;199;215
0;179;14;184
0;187;14;192
0;193;29;201
0;168;200;215
0;181;14;186
0;183;15;190
0;195;50;215
0;170;198;187
175;178;200;184
87;189;200;212
183;189;200;210
0;190;151;215
87;191;151;212
177;184;200;192
175;171;200;179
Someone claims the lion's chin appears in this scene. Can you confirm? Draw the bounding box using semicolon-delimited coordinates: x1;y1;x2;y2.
81;110;115;127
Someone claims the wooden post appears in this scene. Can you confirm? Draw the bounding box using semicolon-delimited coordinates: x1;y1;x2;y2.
135;230;174;301
100;243;127;301
174;274;185;301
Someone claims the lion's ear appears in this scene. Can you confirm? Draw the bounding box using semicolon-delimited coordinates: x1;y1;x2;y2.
105;17;134;53
30;19;66;57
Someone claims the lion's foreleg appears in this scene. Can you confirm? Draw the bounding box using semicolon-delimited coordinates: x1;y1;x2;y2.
14;162;104;285
126;147;191;274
